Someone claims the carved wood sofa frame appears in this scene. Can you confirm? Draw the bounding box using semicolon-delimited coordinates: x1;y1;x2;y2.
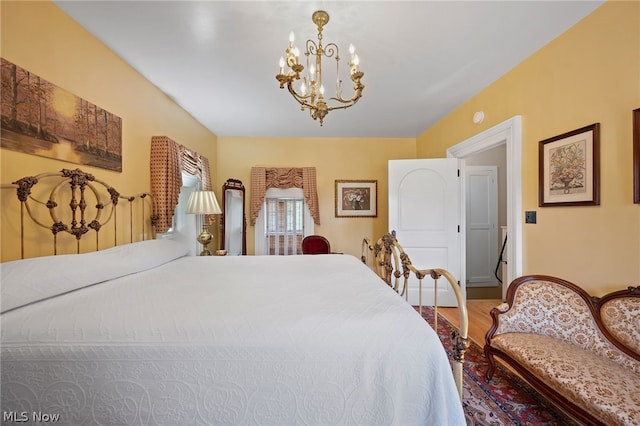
1;168;157;258
484;275;640;425
362;233;469;400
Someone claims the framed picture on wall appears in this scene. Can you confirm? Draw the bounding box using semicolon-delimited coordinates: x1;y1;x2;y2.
539;123;600;207
335;180;377;217
0;58;123;172
634;108;640;204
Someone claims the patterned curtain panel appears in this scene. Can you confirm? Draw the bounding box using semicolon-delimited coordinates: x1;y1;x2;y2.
249;167;267;226
249;167;320;226
150;136;213;232
200;156;212;191
301;167;320;225
199;155;214;225
150;136;182;233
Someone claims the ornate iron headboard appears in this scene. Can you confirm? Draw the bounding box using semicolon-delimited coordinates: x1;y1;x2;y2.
1;168;157;259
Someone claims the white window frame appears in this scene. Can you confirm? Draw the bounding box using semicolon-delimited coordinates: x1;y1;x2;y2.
254;188;315;255
156;172;201;256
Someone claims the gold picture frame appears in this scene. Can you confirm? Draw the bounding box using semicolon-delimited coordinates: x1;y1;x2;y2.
335;180;377;217
539;123;600;207
634;108;639;204
0;58;122;172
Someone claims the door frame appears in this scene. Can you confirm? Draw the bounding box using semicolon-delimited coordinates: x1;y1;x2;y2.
447;116;522;298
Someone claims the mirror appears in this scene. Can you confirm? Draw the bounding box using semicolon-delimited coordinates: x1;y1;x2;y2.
221;178;246;255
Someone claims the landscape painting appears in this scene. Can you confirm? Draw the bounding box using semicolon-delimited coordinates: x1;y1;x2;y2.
0;58;122;172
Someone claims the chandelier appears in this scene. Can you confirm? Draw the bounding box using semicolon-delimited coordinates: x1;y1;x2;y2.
276;10;364;126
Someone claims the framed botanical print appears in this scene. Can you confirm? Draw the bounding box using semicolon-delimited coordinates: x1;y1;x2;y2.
539;123;600;207
335;180;377;217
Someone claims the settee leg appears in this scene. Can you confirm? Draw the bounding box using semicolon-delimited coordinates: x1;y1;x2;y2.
484;346;496;381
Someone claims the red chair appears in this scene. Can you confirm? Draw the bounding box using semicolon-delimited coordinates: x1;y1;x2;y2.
302;235;331;254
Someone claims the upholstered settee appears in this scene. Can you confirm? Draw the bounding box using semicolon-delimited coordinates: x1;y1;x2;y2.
484;275;640;426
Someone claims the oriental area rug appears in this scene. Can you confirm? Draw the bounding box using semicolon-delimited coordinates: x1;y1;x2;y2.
414;306;578;426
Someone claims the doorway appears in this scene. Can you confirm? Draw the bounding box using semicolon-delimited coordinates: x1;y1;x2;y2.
465;164;501;298
447;116;522;301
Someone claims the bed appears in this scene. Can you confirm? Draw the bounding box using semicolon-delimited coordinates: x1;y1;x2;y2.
1;169;465;425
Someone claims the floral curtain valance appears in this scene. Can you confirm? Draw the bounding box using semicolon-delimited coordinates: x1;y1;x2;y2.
150;136;212;233
249;167;320;226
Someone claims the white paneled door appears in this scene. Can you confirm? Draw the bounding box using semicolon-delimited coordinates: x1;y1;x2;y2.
465;166;499;287
388;159;463;306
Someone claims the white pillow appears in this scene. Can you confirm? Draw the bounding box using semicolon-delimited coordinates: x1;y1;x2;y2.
1;239;189;314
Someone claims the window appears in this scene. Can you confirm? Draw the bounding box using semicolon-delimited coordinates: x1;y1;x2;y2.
265;197;304;255
156;172;201;256
255;188;314;255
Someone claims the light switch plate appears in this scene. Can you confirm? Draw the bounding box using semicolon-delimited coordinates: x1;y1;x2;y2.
525;211;537;224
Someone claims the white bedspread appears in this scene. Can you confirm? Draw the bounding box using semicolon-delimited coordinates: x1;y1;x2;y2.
1;246;464;425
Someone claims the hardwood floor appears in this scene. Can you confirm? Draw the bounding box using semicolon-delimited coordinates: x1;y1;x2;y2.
438;299;502;347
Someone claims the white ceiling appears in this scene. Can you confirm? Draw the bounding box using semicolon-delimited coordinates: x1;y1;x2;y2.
53;1;604;138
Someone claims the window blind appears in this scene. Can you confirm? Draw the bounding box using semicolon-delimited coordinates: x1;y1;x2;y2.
265;198;304;255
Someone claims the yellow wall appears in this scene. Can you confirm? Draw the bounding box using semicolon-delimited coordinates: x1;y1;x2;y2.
417;1;640;295
2;1;637;295
216;137;415;257
0;1;218;260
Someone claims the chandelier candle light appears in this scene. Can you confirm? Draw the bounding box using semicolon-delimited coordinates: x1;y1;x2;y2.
276;10;364;126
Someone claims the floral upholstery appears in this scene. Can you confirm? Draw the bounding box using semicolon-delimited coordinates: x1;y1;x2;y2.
492;333;640;426
488;278;640;426
494;280;640;374
601;297;640;353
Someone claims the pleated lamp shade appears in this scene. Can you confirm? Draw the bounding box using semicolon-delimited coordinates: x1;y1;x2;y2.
186;191;222;215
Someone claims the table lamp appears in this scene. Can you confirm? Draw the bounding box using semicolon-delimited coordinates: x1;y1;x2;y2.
186;190;222;256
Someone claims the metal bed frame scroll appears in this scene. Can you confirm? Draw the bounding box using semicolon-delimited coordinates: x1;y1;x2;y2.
1;168;157;259
362;233;469;400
